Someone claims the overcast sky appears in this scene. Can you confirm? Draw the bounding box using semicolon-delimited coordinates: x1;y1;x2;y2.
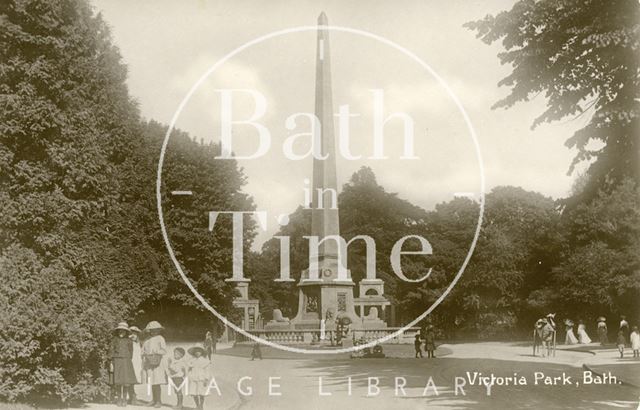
91;0;588;249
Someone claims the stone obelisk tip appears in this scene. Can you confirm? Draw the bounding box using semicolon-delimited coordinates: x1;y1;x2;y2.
318;11;328;24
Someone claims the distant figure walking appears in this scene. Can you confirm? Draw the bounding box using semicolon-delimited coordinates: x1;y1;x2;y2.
619;315;629;345
250;342;263;360
541;315;556;357
424;326;436;358
597;317;608;345
204;331;216;360
617;331;626;358
533;319;545;355
630;326;640;358
414;334;423;358
564;319;578;345
577;320;591;344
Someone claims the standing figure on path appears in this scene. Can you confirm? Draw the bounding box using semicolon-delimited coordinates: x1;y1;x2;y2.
616;331;626;358
142;321;167;408
250;342;263;360
541;317;555;357
110;322;138;407
424;326;436;358
414;334;423;358
577;320;591;344
533;319;544;355
167;347;188;410
619;315;629;345
630;326;640;358
420;324;427;341
204;331;216;360
564;319;578;345
128;326;143;405
597;317;608;345
187;346;212;410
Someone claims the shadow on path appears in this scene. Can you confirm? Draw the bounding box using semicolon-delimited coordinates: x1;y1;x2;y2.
288;355;640;409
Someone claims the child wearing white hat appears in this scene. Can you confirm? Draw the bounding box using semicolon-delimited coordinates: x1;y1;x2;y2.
142;321;167;407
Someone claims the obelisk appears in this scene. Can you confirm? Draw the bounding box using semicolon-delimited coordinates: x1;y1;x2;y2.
311;11;340;263
290;12;360;331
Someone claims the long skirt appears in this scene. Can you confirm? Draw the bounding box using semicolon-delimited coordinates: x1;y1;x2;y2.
577;327;591;344
598;328;608;345
565;329;578;345
113;357;138;385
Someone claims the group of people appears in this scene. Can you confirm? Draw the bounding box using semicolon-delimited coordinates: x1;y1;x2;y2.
535;314;640;359
109;321;217;409
609;316;640;358
562;319;593;345
414;325;437;358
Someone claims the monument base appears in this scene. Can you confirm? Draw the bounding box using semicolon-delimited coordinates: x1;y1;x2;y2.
361;319;387;329
290;274;362;330
263;321;293;331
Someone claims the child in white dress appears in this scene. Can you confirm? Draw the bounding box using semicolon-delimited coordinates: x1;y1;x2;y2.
630;326;640;358
187;346;212;410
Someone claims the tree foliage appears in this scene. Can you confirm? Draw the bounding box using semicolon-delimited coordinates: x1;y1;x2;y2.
250;168;633;341
540;179;640;319
0;0;254;404
0;0;139;402
465;0;640;202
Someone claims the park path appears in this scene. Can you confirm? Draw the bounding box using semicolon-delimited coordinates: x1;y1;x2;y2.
84;341;640;410
447;341;635;367
448;341;640;387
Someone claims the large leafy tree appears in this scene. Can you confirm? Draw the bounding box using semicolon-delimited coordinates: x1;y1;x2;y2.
395;196;478;331
437;187;561;338
466;0;640;333
466;0;640;203
147;120;256;332
0;0;255;403
0;0;141;402
539;179;640;321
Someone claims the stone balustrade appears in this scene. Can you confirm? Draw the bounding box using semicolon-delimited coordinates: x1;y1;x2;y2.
233;327;421;345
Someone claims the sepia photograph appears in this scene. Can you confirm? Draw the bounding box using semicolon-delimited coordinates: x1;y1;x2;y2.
1;0;639;409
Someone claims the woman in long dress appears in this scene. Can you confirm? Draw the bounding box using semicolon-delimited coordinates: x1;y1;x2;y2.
577;320;591;344
597;317;608;345
142;321;167;408
564;319;578;345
